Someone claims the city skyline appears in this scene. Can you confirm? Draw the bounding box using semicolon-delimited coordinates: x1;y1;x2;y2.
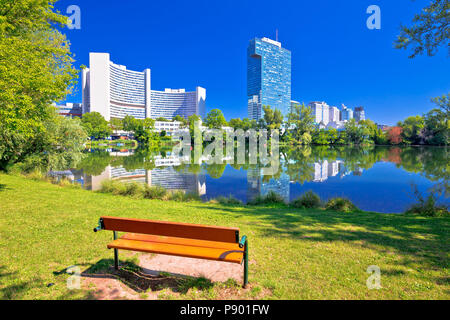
56;0;449;126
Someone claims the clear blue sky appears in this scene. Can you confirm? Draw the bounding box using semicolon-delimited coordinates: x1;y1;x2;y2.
56;0;449;126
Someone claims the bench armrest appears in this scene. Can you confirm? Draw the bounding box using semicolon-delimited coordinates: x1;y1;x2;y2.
239;235;247;248
93;218;104;232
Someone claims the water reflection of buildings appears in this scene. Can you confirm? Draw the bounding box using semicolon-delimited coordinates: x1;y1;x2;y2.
246;159;365;203
246;167;290;203
81;155;206;196
313;160;361;182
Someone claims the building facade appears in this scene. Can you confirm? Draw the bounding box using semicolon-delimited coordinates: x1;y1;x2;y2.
247;37;291;121
354;106;365;122
309;101;330;125
54;103;82;118
340;104;354;121
82;53;205;121
329;106;340;123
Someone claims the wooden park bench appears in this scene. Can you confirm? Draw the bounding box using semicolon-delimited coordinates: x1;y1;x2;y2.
93;216;249;287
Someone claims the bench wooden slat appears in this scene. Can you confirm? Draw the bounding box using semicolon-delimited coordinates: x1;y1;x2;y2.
101;216;239;243
107;239;244;264
121;233;241;251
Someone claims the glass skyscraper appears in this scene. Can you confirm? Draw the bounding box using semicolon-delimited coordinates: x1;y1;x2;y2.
247;37;291;120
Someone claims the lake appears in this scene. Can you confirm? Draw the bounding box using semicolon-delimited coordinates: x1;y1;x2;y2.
59;146;448;213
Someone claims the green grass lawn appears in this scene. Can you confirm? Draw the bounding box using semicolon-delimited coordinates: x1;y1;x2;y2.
0;173;449;299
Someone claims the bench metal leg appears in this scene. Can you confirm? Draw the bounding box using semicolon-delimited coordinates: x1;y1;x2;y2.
113;231;119;270
243;239;248;288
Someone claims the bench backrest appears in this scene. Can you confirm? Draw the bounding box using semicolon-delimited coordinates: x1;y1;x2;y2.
101;216;240;244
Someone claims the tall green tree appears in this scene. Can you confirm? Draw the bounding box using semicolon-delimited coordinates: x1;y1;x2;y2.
395;0;449;58
0;0;78;168
81;112;112;139
204;109;227;129
263;105;283;130
287;102;315;144
423;94;450;145
397;115;425;145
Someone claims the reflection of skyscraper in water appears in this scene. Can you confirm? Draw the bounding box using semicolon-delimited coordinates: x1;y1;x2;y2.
150;167;206;195
82;160;206;196
261;173;290;202
246;166;290;202
314;160;347;182
313;160;328;182
247;167;261;203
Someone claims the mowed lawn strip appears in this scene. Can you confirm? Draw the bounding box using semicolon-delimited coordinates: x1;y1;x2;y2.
0;173;449;299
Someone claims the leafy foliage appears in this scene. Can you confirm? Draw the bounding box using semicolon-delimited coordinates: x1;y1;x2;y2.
0;0;78;169
325;198;359;213
204;109;227;129
395;0;449;58
291;191;322;209
81;112;112;139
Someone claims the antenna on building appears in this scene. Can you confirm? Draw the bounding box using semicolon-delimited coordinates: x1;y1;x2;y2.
276;29;278;42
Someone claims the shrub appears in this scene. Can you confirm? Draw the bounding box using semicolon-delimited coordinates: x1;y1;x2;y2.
99;180;143;197
405;190;449;217
100;180;119;194
248;191;285;205
169;190;186;202
143;185;167;200
215;195;243;205
291;191;321;209
122;182;144;198
325;197;359;212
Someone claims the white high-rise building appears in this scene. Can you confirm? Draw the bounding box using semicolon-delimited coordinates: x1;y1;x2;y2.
329;106;340;123
82;53;206;121
309;102;330;125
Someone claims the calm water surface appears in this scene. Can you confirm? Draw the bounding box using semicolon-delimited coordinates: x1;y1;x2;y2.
59;146;448;213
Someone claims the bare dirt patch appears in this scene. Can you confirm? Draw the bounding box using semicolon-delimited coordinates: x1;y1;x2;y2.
81;253;270;300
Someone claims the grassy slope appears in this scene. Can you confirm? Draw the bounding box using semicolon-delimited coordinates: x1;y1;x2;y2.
0;173;448;300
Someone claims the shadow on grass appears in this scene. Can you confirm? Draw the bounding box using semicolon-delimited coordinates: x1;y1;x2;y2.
193;204;450;271
0;266;44;299
0;184;8;192
78;259;214;296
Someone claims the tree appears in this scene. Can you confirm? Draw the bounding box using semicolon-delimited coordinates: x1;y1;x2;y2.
387;127;403;145
287;103;315;141
173;115;188;128
228;118;243;129
398;115;425;144
156;117;169;122
122;115;139;132
109;118;123;132
263;105;283;130
81;112;112;139
395;0;450;58
423;94;450;145
0;0;78;169
204;109;227;129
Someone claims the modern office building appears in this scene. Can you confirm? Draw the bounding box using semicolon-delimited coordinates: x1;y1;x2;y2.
340;104;354;121
54;102;82;118
82;53;205;121
290;100;301;115
247;37;291;120
329;106;340;123
354;106;365;122
309;101;330;125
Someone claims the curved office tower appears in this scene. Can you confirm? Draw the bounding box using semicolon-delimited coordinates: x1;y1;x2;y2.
82;53;205;120
151;88;206;120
